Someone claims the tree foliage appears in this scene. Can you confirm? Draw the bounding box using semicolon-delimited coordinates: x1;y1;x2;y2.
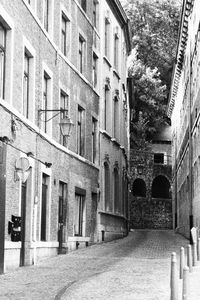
121;0;181;143
128;48;167;135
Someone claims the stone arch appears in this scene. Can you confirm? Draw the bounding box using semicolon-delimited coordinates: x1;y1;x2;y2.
132;178;146;197
151;175;171;199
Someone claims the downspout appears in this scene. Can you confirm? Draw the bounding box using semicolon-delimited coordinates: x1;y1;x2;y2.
188;13;193;243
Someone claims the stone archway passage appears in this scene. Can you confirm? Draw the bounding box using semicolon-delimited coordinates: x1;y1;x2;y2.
151;175;170;199
132;178;146;197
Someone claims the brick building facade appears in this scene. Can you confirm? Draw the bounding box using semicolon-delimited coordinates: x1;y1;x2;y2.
168;0;200;239
0;0;130;272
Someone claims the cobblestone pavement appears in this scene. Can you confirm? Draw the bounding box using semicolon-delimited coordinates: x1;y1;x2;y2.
0;230;193;300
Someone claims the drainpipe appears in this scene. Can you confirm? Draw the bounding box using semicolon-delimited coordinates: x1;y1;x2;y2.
188;14;193;243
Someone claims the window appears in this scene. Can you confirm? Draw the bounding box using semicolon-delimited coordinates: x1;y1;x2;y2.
23;53;30;118
0;24;6;99
104;85;109;131
78;36;85;74
93;1;98;28
114;31;119;70
58;181;67;242
92;52;98;88
92;118;97;163
43;0;49;31
74;191;86;236
113;92;119;138
104;162;111;211
41;174;49;241
43;72;50;133
114;168;120;213
105;17;110;58
81;0;86;12
61;13;68;56
154;153;164;164
60;90;69;145
77;106;85;156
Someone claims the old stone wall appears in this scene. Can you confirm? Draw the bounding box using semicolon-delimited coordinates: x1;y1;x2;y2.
129;148;172;229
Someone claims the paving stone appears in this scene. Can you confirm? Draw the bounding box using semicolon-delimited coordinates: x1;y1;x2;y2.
0;230;197;300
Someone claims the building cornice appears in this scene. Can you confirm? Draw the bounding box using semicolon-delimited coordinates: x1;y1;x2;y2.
106;0;131;53
167;0;194;117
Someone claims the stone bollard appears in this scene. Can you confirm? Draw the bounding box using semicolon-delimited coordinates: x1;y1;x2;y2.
170;252;178;300
197;238;200;261
182;266;189;300
187;245;192;272
192;241;197;266
180;247;185;279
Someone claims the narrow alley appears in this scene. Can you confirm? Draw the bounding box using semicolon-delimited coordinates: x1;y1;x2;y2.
0;230;189;300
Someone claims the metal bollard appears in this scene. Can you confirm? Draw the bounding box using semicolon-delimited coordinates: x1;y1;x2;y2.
192;241;197;266
182;266;189;300
170;252;178;300
197;238;200;261
180;247;185;279
187;245;192;272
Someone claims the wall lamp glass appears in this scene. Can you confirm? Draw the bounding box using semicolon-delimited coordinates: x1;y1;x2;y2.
38;109;74;137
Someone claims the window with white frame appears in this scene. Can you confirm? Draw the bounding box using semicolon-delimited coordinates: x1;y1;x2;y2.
104;17;110;58
60;90;69;146
93;0;98;28
81;0;86;12
92;117;97;163
0;23;6;99
77;106;85;156
114;29;119;71
113;90;119;139
92;52;98;88
78;35;85;74
43;0;49;32
23;52;30;118
104;82;110;131
61;13;69;56
43;73;48;132
74;189;86;236
42;70;51;133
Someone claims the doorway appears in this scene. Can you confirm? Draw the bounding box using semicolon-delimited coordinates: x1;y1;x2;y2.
20;181;27;266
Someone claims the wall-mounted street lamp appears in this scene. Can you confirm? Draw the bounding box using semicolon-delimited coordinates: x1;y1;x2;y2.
38;109;74;141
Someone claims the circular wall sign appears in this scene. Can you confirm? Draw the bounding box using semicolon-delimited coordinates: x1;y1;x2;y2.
15;157;30;171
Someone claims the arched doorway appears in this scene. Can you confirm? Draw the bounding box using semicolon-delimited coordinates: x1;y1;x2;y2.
152;175;170;199
132;178;146;197
151;175;172;229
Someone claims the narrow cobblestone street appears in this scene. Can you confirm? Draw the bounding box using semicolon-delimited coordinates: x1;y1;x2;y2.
0;230;190;300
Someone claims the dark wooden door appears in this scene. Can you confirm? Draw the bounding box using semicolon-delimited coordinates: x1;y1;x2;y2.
20;181;27;266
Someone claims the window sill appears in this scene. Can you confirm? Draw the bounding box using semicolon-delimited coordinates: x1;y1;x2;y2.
111;138;121;147
103;56;112;68
98;210;128;220
101;130;112;140
113;69;120;80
